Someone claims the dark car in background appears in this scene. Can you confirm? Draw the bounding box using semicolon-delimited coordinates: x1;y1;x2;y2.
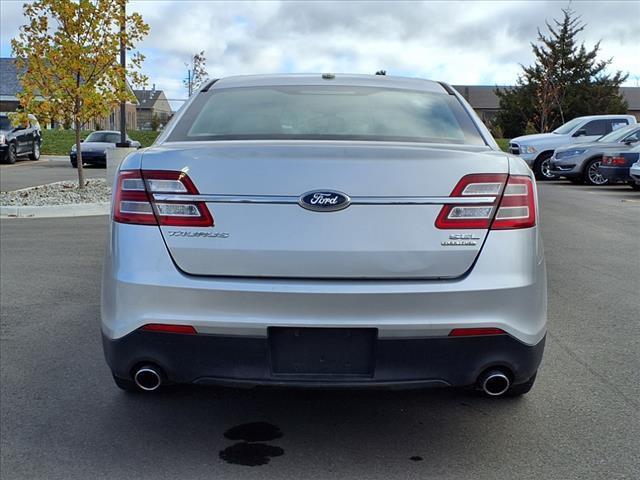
599;144;640;190
0;113;42;164
70;130;140;168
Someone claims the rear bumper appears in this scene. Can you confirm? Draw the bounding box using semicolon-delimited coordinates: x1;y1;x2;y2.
599;166;631;182
103;330;545;388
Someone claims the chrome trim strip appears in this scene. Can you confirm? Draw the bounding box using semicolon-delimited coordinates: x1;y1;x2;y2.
349;196;496;205
152;194;497;205
153;194;301;204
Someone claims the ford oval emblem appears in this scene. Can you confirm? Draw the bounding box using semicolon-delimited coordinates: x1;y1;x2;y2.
299;190;351;212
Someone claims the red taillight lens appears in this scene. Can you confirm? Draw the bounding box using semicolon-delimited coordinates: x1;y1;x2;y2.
113;170;213;227
449;328;506;337
602;155;626;166
491;176;536;230
435;174;536;231
435;174;507;229
141;170;213;227
113;170;156;225
139;324;197;335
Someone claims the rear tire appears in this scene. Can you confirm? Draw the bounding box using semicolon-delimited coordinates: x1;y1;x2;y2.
584;158;609;186
28;141;40;160
533;153;555;181
504;372;537;397
112;373;142;393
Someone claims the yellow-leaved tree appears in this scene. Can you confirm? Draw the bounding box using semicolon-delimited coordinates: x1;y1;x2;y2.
11;0;149;188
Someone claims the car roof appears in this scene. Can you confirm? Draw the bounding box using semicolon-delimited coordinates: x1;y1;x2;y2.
90;130;122;134
211;73;448;94
612;124;640;132
573;114;635;121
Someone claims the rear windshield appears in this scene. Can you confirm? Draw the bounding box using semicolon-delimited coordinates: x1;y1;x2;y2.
168;86;486;145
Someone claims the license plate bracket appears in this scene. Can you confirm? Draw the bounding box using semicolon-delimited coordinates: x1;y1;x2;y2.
268;327;376;377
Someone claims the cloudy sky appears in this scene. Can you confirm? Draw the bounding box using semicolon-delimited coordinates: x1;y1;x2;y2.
1;0;638;109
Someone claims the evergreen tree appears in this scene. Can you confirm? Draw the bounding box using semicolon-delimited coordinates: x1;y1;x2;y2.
495;8;628;138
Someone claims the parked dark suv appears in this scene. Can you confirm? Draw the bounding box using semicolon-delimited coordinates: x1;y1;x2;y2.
0;113;42;164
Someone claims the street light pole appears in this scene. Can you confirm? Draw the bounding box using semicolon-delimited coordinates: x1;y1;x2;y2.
117;0;129;147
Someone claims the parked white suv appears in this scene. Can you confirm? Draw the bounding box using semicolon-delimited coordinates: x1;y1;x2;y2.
509;115;637;180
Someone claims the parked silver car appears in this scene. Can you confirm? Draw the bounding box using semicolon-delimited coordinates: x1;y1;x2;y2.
101;74;547;397
549;124;640;185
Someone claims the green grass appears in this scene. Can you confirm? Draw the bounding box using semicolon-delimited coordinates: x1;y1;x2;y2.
496;138;510;152
40;129;160;155
128;130;161;147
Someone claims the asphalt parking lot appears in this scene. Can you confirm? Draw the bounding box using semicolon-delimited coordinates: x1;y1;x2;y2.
0;157;104;192
1;182;638;480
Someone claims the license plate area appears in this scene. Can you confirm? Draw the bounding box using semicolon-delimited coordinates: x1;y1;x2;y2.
268;327;377;377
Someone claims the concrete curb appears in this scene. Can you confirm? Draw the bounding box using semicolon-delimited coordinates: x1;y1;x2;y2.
0;202;110;218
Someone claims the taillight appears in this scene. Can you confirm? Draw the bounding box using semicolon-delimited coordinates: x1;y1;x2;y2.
491;176;536;230
435;174;507;229
602;155;626;166
449;328;506;337
113;170;156;225
435;174;536;230
139;324;197;335
113;170;213;227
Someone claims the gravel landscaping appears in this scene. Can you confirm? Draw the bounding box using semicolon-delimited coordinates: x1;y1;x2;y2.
0;179;111;206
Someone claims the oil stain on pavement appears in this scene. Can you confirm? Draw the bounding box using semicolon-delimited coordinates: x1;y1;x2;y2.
219;422;284;466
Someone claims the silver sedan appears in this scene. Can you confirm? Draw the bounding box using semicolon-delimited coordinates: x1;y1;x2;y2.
101;74;547;398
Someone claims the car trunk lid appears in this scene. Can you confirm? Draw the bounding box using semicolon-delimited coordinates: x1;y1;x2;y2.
141;141;509;279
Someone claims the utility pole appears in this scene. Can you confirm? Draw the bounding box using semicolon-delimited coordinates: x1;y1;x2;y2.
117;0;129;147
187;67;192;97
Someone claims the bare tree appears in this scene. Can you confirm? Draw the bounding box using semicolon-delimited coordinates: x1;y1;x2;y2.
184;51;209;96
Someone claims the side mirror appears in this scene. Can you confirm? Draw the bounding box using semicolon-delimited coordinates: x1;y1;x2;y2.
573;129;587;137
624;138;638;145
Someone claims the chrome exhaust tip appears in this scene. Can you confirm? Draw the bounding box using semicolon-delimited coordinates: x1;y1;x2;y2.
480;370;510;396
133;365;162;391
